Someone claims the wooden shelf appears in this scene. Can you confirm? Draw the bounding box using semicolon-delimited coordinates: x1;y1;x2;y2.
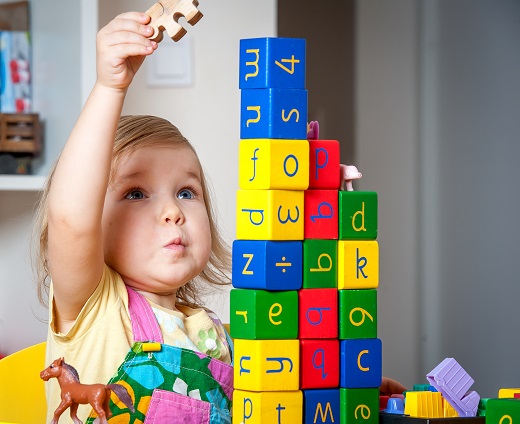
0;174;46;191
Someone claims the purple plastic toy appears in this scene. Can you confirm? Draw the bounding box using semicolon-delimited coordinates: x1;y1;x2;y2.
426;358;480;417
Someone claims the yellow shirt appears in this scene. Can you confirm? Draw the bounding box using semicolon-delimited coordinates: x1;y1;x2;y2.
45;265;231;423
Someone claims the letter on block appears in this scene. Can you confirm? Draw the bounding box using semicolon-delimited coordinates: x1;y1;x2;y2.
236;189;304;240
339;191;378;240
232;240;302;290
239;138;309;190
338;289;377;339
303;389;340;424
240;88;308;140
230;289;298;340
303;239;337;289
304;189;339;239
235;339;300;391
486;398;520;424
233;389;303;424
239;37;306;89
298;288;338;339
340;339;382;388
309;140;341;189
300;339;339;389
338;241;379;289
340;388;379;424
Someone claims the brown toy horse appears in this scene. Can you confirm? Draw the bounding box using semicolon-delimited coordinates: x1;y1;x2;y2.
40;357;135;424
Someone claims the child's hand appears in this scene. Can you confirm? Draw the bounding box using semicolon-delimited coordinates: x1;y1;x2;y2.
380;377;407;396
96;12;158;91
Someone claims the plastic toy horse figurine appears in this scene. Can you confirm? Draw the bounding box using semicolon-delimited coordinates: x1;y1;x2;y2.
40;357;135;424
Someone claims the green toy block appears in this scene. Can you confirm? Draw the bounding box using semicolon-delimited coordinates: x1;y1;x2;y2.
340;388;379;424
339;191;378;240
339;289;377;339
486;398;520;424
230;289;298;340
303;239;338;288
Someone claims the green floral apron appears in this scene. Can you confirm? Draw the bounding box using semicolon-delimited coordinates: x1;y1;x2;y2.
86;286;233;424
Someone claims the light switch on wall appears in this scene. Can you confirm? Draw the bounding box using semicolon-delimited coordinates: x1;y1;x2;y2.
147;36;193;87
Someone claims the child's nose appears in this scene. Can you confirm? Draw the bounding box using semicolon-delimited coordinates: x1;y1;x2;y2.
162;199;185;225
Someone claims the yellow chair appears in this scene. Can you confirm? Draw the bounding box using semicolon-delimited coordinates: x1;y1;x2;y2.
0;342;47;423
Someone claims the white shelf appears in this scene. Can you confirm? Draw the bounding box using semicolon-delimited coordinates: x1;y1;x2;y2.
0;175;46;191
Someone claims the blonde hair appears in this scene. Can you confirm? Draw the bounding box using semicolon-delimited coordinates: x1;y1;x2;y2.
33;115;231;308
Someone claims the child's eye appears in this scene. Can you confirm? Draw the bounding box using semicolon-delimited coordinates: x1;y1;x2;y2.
178;188;194;200
125;189;145;200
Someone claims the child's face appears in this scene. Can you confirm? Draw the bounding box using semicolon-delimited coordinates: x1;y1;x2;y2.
102;145;212;296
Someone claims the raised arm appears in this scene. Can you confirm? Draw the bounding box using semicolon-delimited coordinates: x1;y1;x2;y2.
47;12;157;331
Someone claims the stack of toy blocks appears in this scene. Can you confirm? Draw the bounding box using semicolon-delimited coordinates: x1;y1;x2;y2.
230;36;382;423
305;126;381;421
231;37;308;423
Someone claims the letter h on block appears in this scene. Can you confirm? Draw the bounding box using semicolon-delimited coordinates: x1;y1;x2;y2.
234;339;300;392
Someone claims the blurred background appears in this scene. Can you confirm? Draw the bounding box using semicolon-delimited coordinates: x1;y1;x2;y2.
0;0;518;397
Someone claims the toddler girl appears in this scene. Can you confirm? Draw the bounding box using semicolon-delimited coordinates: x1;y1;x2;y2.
34;12;233;423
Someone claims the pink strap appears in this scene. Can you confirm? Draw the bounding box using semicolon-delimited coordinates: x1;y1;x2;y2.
126;286;163;344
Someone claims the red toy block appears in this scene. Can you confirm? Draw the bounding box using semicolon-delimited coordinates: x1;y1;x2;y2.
298;288;338;339
300;339;339;389
304;189;339;239
309;140;341;189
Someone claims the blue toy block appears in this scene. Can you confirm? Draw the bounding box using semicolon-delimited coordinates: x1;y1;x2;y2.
239;37;306;89
340;338;382;388
303;389;340;424
240;88;308;140
232;240;302;290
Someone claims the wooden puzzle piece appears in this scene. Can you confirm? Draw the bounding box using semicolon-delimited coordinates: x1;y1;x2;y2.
145;0;203;42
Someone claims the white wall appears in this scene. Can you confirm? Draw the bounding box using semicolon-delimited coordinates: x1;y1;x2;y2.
356;0;421;388
0;0;82;355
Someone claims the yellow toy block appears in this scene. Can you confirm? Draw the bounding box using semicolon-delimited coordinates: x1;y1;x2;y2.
234;339;300;391
236;189;304;240
338;241;379;289
404;391;443;418
233;389;303;423
239;139;309;190
443;397;459;417
499;388;520;398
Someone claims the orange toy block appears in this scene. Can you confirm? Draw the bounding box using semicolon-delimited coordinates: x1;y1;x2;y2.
145;0;203;42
